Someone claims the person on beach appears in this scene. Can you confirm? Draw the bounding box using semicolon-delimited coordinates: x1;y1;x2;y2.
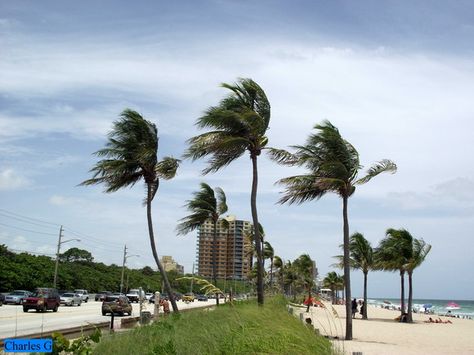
352;298;358;319
360;301;365;317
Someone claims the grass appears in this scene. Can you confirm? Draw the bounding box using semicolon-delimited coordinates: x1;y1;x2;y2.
92;296;333;355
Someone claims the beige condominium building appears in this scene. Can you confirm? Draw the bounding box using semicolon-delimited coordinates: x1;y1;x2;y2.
196;215;251;280
160;255;184;274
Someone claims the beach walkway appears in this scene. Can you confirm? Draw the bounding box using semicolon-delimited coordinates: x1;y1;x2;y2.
293;302;474;355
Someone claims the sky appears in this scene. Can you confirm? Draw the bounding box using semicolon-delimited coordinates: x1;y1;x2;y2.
1;0;473;300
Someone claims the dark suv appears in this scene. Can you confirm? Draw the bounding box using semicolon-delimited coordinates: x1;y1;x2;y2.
23;288;60;313
102;295;132;316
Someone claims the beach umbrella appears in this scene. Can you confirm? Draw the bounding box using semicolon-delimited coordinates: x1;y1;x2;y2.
422;304;432;309
446;302;460;309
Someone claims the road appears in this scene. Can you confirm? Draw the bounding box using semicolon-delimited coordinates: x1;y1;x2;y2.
0;299;219;339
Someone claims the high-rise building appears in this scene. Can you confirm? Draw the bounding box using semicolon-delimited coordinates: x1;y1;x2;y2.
196;215;251;280
160;255;184;274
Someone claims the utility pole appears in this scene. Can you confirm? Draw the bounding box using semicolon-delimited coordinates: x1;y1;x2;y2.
120;245;127;294
120;244;138;293
53;226;80;289
190;263;195;293
53;225;63;288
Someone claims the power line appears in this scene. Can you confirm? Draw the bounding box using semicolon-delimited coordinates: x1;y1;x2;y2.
8;248;56;257
0;222;58;236
0;208;60;227
0;212;59;230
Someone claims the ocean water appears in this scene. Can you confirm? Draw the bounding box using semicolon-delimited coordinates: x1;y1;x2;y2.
367;298;474;319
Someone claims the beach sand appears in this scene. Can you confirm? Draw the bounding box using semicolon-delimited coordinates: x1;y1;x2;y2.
294;302;474;355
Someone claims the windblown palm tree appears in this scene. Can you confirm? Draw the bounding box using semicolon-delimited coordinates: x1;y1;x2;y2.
376;229;431;322
272;255;284;292
334;232;374;319
80;109;180;312
323;271;341;305
184;78;271;305
176;182;228;305
375;228;412;318
270;121;396;339
263;241;274;286
293;254;316;312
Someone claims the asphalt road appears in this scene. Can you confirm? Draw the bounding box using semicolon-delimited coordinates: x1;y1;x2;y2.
0;298;218;339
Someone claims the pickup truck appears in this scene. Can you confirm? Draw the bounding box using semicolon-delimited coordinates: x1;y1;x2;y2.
126;289;144;303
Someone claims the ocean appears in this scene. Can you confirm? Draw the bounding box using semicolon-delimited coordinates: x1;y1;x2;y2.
367;298;474;319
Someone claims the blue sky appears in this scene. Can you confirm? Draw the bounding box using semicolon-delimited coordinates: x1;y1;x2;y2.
1;1;474;300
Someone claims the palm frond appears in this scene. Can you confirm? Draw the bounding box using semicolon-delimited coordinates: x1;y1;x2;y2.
355;159;397;185
155;157;180;180
176;277;224;296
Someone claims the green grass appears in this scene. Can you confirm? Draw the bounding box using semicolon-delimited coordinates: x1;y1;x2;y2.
93;296;333;355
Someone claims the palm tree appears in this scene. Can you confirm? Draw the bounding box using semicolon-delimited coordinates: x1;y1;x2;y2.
176;182;228;305
184;78;271;305
323;271;340;305
80;109;180;312
405;237;431;322
270;121;396;339
376;229;431;322
334;232;374;319
293;254;316;312
263;241;274;286
272;255;284;292
375;228;412;318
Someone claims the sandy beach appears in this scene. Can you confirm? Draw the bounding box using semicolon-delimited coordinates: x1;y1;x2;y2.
294;302;474;355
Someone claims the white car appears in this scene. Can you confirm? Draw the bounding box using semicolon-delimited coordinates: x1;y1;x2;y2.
60;293;82;306
74;289;89;302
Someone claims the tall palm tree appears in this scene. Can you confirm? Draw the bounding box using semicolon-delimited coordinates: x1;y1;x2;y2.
375;228;412;318
176;182;228;305
405;237;431;322
270;120;396;339
263;241;274;286
272;255;284;292
80;109;180;312
334;232;374;319
184;78;271;305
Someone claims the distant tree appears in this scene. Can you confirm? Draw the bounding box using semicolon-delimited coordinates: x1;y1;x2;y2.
293;254;316;312
60;247;94;263
80;109;180;313
263;241;274;286
270;121;396;339
323;271;341;305
141;266;155;276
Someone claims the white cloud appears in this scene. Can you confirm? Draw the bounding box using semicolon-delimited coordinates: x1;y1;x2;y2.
0;168;30;190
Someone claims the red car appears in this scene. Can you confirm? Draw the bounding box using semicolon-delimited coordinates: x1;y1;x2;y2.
23;288;60;313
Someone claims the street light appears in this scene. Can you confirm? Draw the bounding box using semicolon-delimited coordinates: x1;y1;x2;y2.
120;244;139;293
53;225;80;288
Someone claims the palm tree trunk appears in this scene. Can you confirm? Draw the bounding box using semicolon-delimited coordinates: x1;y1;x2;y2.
250;154;264;305
213;220;219;306
400;270;405;317
146;184;179;313
342;194;352;340
407;271;413;323
270;257;274;288
363;271;368;319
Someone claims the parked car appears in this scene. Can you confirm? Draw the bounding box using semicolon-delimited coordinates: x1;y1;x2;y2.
196;294;208;302
145;292;153;301
95;291;112;301
126;289;144;303
0;293;5;306
23;288;60;312
74;289;89;302
101;295;132;316
4;290;31;305
60;293;82;306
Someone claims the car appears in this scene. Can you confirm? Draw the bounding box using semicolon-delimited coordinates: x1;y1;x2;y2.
101;295;132;316
74;289;89;303
182;293;195;303
23;288;60;313
4;290;31;305
145;292;153;301
126;289;144;303
60;292;82;306
95;291;112;302
196;294;208;302
0;293;5;306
